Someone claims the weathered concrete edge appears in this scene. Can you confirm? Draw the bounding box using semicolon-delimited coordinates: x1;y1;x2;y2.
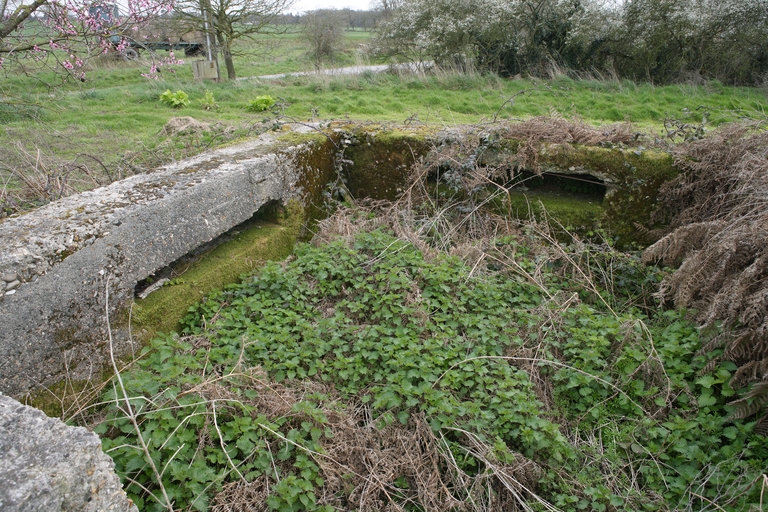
0;392;138;512
0;129;320;396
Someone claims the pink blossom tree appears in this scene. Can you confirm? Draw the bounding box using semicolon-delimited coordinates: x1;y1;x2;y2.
1;0;176;80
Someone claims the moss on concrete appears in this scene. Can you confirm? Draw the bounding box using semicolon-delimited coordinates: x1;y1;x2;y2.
342;127;433;200
540;145;676;245
129;201;304;340
540;144;675;180
125;127;435;345
281;133;340;234
20;362;116;419
503;191;605;234
481;140;677;247
275;130;330;147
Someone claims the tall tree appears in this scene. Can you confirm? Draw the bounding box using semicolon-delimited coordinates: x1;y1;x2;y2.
609;0;768;83
376;0;584;75
175;0;293;80
377;0;768;84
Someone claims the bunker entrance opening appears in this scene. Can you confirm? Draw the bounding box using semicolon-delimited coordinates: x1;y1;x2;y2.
133;199;283;299
509;171;607;200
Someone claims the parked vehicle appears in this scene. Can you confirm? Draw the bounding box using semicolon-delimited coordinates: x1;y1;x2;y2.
88;2;204;60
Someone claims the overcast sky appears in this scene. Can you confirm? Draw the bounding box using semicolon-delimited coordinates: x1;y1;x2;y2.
288;0;375;14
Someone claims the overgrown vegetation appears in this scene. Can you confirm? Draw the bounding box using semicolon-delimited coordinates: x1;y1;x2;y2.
90;214;767;511
377;0;768;85
2;23;767;219
4;15;768;510
83;121;768;510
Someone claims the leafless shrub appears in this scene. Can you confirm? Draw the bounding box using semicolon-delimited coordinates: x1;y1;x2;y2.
0;142;113;215
302;10;347;71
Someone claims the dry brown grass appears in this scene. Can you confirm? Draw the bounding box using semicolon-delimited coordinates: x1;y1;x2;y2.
642;122;768;430
0;141;115;215
498;115;637;175
502;116;636;146
206;369;545;512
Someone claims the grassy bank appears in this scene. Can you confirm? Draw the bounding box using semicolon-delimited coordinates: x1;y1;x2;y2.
1;35;766;151
3;69;766;210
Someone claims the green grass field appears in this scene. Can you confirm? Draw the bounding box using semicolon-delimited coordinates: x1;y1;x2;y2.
2;28;767;206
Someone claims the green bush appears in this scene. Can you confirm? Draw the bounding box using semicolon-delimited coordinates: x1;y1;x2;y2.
246;95;276;112
159;89;190;109
199;90;219;111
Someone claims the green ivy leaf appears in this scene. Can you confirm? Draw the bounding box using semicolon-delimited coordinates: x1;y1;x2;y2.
698;390;717;407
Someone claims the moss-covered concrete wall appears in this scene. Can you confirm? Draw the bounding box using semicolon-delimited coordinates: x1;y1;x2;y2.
538;143;677;245
340;126;434;200
128;202;304;340
478;137;677;246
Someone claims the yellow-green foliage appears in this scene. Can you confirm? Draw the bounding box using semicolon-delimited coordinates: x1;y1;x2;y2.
505;191;605;232
129;202;304;339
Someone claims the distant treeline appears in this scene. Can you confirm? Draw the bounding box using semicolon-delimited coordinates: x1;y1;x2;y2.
298;0;768;86
275;10;384;31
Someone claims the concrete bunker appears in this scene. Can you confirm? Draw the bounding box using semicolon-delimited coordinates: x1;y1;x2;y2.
133;199;284;300
0;123;678;399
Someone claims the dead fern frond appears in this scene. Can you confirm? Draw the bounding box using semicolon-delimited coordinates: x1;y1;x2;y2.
632;222;665;244
729;381;768;421
641;220;726;267
723;327;768;365
642;122;768;419
695;331;731;359
503;117;635;146
730;359;768;389
754;414;768;437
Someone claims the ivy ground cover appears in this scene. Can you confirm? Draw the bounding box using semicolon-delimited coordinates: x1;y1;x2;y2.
94;225;767;511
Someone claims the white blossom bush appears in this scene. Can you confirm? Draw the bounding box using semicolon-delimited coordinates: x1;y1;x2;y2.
375;0;768;84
